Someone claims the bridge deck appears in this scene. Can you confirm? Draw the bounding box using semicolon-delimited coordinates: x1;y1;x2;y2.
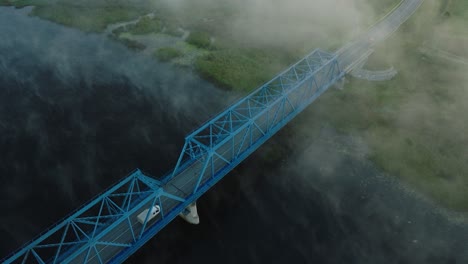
2;0;425;263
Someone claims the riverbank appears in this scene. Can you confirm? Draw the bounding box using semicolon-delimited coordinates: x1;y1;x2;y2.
129;122;468;263
0;0;149;32
307;0;468;211
0;0;399;93
0;6;236;257
2;0;467;212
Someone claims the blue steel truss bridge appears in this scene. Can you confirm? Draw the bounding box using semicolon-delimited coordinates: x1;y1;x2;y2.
2;0;424;263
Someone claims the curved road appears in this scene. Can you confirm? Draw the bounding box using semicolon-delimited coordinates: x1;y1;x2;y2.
351;66;398;81
337;0;425;72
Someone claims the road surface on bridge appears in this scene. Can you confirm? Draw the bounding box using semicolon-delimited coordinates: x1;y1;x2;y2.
2;0;425;263
68;1;427;262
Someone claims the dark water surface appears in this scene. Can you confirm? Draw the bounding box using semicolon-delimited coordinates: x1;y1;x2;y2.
0;6;232;258
1;6;468;264
128;126;468;264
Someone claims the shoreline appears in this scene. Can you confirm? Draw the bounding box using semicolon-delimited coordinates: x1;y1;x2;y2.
1;0;467;214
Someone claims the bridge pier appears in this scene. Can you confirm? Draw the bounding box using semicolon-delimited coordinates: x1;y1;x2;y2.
179;202;200;224
1;0;427;262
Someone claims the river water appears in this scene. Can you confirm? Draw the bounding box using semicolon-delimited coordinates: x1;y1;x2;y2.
1;6;467;264
0;6;232;258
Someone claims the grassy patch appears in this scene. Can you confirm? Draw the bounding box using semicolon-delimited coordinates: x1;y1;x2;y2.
186;31;211;49
194;48;289;92
368;127;468;210
449;0;468;19
164;25;184;37
127;16;162;35
0;0;42;8
0;0;47;7
31;5;146;32
187;0;403;93
438;0;468;36
300;31;468;211
170;41;210;67
5;0;467;212
1;0;148;32
154;47;183;62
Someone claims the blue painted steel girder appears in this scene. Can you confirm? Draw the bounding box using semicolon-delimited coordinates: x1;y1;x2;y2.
2;49;344;264
2;0;427;262
113;49;344;263
2;170;186;264
169;49;341;184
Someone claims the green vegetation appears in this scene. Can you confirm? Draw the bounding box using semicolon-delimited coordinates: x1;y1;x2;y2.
170;41;211;67
195;48;288;92
195;0;468;211
32;6;145;32
449;0;468;18
4;0;468;212
0;0;42;7
127;16;162;35
155;47;183;62
186;31;211;49
274;0;468;212
1;0;148;32
294;2;468;210
437;0;468;36
185;0;402;93
0;0;51;7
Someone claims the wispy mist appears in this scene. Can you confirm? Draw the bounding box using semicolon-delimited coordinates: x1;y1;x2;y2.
128;0;468;263
156;0;378;51
1;0;467;262
0;6;234;256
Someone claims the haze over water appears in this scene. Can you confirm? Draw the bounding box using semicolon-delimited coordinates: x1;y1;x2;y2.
0;6;467;264
0;6;230;257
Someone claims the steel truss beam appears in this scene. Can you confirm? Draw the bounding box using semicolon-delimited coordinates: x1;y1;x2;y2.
2;0;426;262
169;49;343;191
2;170;185;264
3;49;343;264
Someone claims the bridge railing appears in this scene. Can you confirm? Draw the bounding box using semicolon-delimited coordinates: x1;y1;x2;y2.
2;170;186;264
110;49;345;264
2;48;344;264
2;1;427;263
169;49;344;196
0;169;137;263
